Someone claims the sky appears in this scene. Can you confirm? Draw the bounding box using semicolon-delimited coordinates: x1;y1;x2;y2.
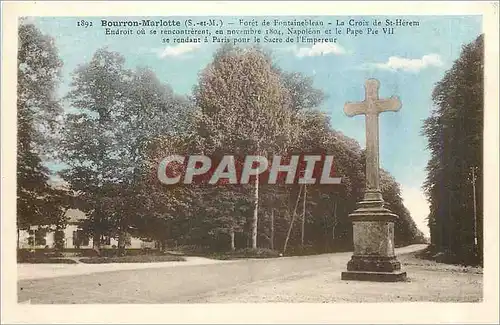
30;15;483;237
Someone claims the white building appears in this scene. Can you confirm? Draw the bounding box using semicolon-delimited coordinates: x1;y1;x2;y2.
18;209;156;250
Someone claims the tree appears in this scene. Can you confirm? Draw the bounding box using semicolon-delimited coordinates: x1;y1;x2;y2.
17;22;64;245
194;46;293;249
62;48;130;253
138;132;199;250
274;70;325;112
422;34;483;264
112;66;193;254
380;171;426;246
62;47;194;254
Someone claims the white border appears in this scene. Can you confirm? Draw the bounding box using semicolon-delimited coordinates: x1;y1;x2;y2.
2;1;499;323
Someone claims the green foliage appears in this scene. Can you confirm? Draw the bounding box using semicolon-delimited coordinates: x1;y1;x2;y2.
380;171;427;246
193;46;297;249
422;35;483;265
275;70;326;111
194;46;293;155
17;23;66;232
61;48;194;250
61;48;131;248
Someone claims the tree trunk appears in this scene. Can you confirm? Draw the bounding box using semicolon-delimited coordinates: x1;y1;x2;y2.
270;209;274;250
54;223;63;252
251;173;259;249
283;184;304;254
332;200;337;240
301;185;307;247
448;193;453;252
93;234;101;255
229;227;235;251
118;222;126;256
471;167;478;257
324;214;329;252
17;228;20;250
92;209;102;255
118;235;125;256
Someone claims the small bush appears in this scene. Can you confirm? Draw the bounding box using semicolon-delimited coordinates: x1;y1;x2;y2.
100;249;119;258
239;248;281;258
48;251;64;258
176;245;214;256
123;248;163;256
212;248;281;260
77;249;100;257
285;245;318;256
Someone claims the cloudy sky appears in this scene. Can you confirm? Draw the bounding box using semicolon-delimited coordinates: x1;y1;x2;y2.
31;15;483;237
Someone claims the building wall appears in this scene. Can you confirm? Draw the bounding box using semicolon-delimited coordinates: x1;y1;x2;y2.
130;237;143;249
18;225;152;250
64;224;93;249
18;229;34;249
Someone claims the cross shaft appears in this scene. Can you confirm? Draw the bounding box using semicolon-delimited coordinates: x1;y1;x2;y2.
344;79;401;201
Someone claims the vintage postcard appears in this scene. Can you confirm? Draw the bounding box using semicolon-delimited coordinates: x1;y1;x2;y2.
1;1;499;324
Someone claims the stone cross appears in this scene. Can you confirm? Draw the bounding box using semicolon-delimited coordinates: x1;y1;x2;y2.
341;79;406;282
344;79;401;202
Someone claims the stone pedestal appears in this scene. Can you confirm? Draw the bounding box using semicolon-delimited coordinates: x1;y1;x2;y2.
342;79;405;282
341;196;407;282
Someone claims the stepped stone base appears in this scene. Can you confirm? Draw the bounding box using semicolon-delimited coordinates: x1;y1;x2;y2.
341;195;407;282
347;255;401;272
341;270;407;282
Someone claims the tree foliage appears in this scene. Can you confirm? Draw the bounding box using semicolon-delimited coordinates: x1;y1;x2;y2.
61;48;194;253
422;34;483;265
61;48;131;250
193;46;295;249
17;23;65;233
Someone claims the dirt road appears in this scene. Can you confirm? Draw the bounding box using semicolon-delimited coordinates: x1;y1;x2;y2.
18;244;482;303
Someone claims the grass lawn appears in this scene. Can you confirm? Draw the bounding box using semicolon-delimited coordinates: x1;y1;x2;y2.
79;255;186;264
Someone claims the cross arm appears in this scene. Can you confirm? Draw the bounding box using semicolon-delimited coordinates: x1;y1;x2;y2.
375;96;402;113
344;101;367;117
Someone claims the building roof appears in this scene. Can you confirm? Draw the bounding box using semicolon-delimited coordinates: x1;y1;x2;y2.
66;209;86;223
